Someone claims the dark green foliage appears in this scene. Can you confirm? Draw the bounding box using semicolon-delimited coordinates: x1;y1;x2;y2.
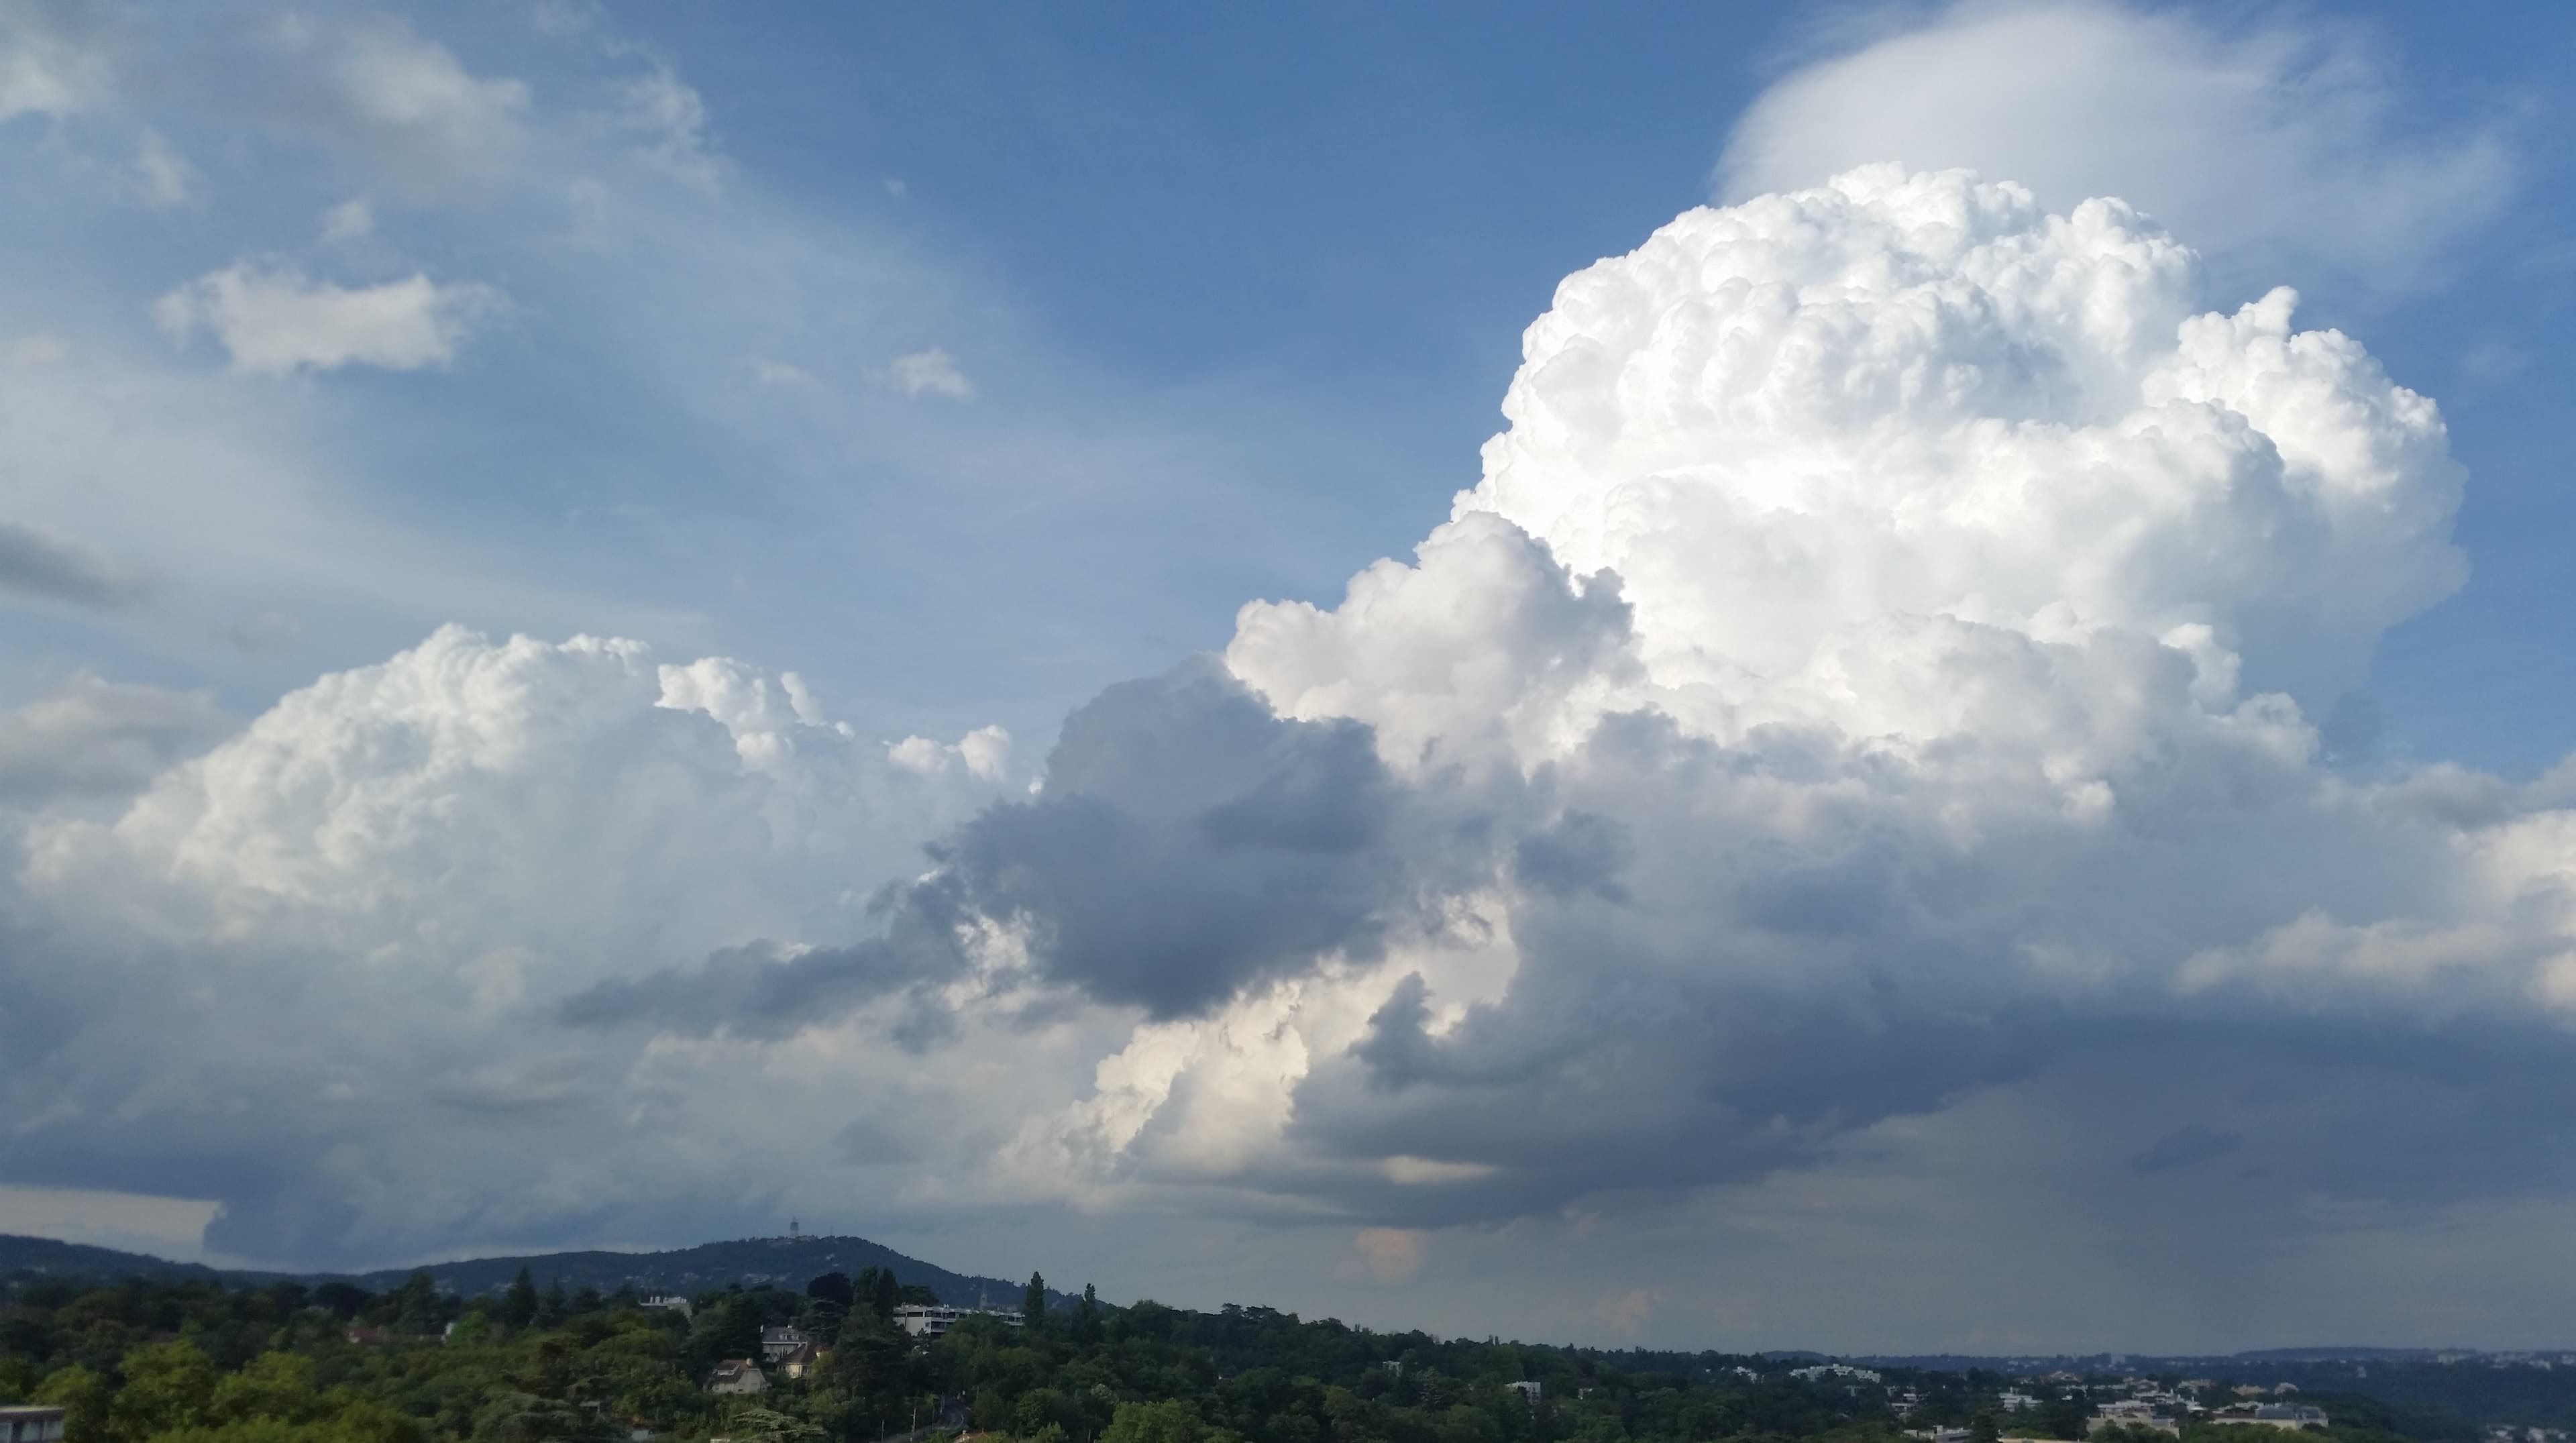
0;1268;2512;1443
498;1273;537;1332
807;1277;855;1310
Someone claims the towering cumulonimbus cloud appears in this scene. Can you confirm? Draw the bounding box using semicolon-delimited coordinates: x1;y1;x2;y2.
1028;168;2558;1221
10;168;2576;1290
1236;166;2464;775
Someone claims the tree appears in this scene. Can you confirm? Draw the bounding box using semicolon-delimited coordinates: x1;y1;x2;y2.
853;1267;902;1321
390;1271;443;1334
1075;1284;1102;1344
1102;1399;1205;1443
502;1269;539;1330
34;1363;113;1443
1025;1271;1048;1332
211;1352;323;1424
727;1408;825;1443
313;1282;372;1321
1972;1412;2001;1443
113;1340;219;1438
808;1273;855;1308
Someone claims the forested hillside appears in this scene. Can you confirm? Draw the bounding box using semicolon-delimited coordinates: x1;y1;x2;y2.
0;1236;1057;1316
0;1267;2456;1443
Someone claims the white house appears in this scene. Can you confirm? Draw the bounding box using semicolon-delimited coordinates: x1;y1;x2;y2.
893;1305;1024;1339
1;1407;66;1443
707;1359;768;1395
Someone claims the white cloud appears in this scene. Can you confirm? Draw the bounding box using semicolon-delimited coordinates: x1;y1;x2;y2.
1239;168;2461;755
2;334;66;368
0;671;230;808
957;168;2561;1273
889;346;973;400
888;724;1012;782
131;129;194;208
155;263;508;374
2;626;1016;1264
264;14;531;197
1717;0;2512;291
0;5;106;120
598;54;720;184
319;197;374;245
750;356;821;391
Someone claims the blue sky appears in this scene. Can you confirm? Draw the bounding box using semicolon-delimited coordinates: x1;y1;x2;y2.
8;0;2576;1353
7;1;2572;764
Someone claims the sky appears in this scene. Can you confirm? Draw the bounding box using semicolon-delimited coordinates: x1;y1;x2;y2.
3;0;2576;1356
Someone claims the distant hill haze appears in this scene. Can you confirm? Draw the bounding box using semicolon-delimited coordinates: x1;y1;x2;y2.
0;1232;1075;1310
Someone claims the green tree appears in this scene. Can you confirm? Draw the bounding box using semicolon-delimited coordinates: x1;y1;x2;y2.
1102;1400;1206;1443
210;1352;323;1425
1024;1272;1048;1332
1972;1412;2002;1443
500;1270;539;1330
34;1363;114;1443
472;1391;615;1443
388;1272;442;1336
115;1340;219;1438
807;1273;855;1309
726;1409;824;1443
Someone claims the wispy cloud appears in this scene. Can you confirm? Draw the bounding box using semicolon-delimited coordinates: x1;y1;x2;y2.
889;346;972;400
0;521;153;608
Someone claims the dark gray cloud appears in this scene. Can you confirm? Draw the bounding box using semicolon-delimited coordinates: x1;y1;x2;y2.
568;661;1469;1033
0;521;153;608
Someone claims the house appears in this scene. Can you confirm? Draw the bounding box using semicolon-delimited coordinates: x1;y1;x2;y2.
779;1342;822;1381
1;1407;66;1443
642;1295;694;1322
2096;1399;2178;1433
707;1359;769;1395
759;1326;812;1362
2000;1392;2041;1413
343;1326;390;1346
2208;1406;2325;1431
1792;1364;1884;1384
1508;1383;1542;1405
893;1305;1025;1339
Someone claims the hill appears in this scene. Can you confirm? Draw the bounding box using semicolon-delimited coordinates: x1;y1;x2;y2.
0;1233;295;1286
0;1231;1067;1309
348;1234;1069;1309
